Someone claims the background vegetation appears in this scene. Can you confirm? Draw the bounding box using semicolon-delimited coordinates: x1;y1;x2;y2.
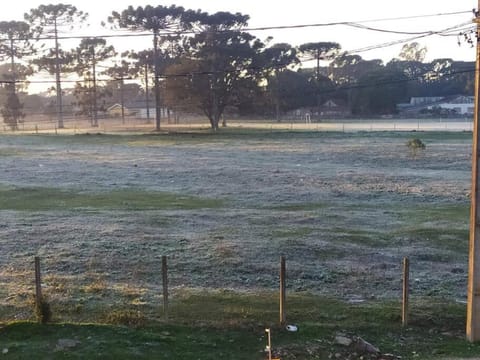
0;4;472;130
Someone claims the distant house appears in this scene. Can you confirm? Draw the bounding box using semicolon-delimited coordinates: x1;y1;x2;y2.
107;103;130;117
433;95;474;115
135;107;175;119
410;97;444;106
289;99;350;121
398;95;474;115
318;99;350;117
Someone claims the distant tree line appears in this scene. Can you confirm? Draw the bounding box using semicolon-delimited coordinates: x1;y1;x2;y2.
0;4;474;130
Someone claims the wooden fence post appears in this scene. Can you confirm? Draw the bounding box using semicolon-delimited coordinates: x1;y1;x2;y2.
280;256;286;326
402;257;410;327
34;256;42;307
162;255;168;319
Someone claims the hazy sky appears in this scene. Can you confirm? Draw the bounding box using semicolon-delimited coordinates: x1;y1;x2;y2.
4;0;478;91
6;0;475;64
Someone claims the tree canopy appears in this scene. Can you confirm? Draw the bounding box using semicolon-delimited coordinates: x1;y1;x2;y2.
0;4;471;130
25;3;88;128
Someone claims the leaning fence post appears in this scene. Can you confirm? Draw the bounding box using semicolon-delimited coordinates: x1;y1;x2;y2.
34;256;51;323
162;255;168;319
280;256;286;326
34;256;43;310
402;257;410;327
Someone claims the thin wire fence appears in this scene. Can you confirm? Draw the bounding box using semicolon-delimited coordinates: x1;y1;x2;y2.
1;254;467;325
0;117;474;134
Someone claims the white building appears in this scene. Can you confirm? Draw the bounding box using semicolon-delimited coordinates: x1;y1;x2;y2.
136;107;169;119
398;95;474;115
428;95;474;115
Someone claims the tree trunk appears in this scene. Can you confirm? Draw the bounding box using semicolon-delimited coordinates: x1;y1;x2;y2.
145;64;151;124
92;55;98;127
54;19;64;129
153;31;161;131
275;100;280;123
9;38;18;130
120;76;125;124
209;114;220;131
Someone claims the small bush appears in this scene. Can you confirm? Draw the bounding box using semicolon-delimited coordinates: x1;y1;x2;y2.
406;138;426;157
407;138;426;149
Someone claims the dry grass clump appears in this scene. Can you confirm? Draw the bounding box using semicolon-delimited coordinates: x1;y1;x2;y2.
82;277;107;294
105;309;146;327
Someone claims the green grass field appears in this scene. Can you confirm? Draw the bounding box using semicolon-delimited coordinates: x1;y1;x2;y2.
2;293;480;359
0;129;476;358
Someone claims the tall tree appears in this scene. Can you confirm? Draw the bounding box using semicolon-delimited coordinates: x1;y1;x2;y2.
125;50;155;123
398;42;427;62
108;5;192;130
169;11;261;130
351;68;408;115
422;59;475;96
0;21;35;129
104;60;131;124
328;54;372;84
386;59;429;98
327;54;383;107
25;4;88;128
267;70;319;115
31;48;75;94
257;43;299;121
299;42;340;82
299;42;340;110
73;38;115;126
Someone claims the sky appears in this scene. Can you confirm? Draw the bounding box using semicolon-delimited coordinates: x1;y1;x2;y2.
3;0;478;92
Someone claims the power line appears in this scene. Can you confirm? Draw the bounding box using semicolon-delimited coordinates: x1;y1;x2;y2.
345;21;473;55
0;13;471;95
0;44;474;87
4;66;476;121
16;20;471;86
241;10;473;33
346;20;472;36
144;20;477;60
0;9;472;42
322;10;473;24
4;63;475;93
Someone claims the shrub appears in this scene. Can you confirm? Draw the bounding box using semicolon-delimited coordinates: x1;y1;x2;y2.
406;138;426;157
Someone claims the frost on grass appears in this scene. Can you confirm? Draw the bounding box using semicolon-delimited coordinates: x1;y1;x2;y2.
0;132;471;321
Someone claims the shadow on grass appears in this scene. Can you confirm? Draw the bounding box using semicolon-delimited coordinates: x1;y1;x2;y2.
2;292;480;359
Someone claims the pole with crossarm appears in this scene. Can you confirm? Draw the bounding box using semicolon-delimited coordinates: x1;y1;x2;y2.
467;3;480;342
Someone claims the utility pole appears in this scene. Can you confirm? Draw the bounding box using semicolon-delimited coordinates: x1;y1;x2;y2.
153;30;161;131
9;38;16;96
145;63;151;123
8;37;18;130
467;3;480;342
119;70;125;125
91;46;98;127
54;19;64;129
